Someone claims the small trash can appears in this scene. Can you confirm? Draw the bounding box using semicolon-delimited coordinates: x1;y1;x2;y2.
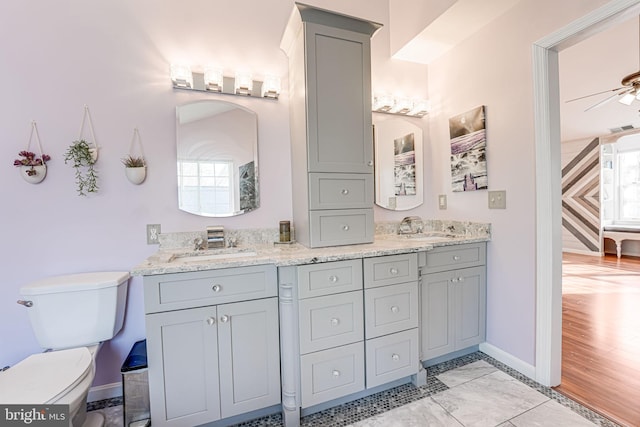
121;339;151;427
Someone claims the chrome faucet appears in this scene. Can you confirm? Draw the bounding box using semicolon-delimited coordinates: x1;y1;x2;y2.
207;226;225;249
398;216;423;234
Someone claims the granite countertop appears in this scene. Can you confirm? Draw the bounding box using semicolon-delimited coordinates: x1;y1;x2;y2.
131;232;490;276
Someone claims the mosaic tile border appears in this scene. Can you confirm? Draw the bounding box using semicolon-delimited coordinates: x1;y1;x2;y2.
88;351;620;427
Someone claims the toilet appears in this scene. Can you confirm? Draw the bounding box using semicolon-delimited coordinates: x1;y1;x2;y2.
0;271;129;427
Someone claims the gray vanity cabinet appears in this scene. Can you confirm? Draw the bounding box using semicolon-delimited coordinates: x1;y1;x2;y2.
420;244;487;361
281;3;381;248
364;254;420;389
144;266;280;427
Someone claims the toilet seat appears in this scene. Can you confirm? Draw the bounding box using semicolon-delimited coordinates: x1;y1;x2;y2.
0;347;92;404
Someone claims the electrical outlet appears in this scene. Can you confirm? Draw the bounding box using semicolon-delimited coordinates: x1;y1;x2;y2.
438;194;447;210
147;224;161;245
488;190;506;209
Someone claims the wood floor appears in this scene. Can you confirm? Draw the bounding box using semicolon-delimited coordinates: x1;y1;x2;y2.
555;253;640;427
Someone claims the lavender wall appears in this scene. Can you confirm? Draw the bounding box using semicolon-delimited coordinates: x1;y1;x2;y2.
0;0;429;388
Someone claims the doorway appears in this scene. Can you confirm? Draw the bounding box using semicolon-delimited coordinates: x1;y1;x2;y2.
533;0;640;386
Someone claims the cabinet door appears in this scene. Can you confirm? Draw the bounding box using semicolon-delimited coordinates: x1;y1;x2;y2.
305;22;373;173
421;271;455;360
454;266;486;349
218;298;281;418
146;307;220;427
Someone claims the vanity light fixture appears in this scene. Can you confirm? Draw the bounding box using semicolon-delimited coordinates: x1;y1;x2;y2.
372;94;430;118
262;75;281;99
234;71;253;95
170;64;193;89
203;67;224;92
170;63;280;100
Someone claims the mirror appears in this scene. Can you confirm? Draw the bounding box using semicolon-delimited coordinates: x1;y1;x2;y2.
176;100;259;217
373;117;424;210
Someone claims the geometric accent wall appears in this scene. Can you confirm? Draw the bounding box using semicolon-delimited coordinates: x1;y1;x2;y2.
561;137;601;253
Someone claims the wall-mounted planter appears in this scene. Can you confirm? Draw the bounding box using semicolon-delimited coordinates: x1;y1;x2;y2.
125;166;146;185
20;165;47;184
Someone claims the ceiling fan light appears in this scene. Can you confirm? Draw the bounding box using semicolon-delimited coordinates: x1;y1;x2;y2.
636;90;640;101
619;93;635;105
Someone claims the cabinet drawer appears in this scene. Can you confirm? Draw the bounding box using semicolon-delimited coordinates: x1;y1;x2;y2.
309;173;373;210
143;265;277;313
365;282;418;339
309;209;374;247
299;291;364;354
365;329;418;389
423;243;486;273
364;253;418;288
298;259;363;299
300;342;365;408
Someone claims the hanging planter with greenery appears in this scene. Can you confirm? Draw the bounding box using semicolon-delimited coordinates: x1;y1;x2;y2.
123;128;147;185
64;139;98;195
14;121;50;184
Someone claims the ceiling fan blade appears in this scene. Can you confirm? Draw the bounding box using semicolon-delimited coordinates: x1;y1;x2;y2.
565;87;625;103
584;88;632;112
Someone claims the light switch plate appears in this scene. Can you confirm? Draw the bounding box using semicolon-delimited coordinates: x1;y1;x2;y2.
488;190;506;209
438;194;447;210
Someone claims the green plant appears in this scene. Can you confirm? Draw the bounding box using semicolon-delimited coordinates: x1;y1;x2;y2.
121;155;145;168
64;139;98;196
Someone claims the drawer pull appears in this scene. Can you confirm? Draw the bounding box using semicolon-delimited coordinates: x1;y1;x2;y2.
328;275;339;283
392;354;400;361
389;267;399;275
457;276;464;282
451;278;458;283
332;370;341;377
212;284;222;293
341;188;349;195
206;317;216;326
342;225;350;231
330;317;340;327
220;315;229;323
453;255;461;261
390;305;399;314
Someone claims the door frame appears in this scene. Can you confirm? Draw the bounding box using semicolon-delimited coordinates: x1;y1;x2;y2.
533;0;640;386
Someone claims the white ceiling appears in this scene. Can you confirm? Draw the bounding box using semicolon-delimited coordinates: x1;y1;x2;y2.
559;15;640;142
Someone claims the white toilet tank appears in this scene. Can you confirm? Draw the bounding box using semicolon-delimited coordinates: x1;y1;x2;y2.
19;272;130;350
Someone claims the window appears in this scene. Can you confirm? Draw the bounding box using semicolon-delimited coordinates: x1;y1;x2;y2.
602;134;640;226
617;149;640;221
178;160;232;216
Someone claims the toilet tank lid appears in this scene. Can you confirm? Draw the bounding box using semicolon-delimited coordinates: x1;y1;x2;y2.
20;271;130;295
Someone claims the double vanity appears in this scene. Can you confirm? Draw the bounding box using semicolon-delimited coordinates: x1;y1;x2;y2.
132;223;490;427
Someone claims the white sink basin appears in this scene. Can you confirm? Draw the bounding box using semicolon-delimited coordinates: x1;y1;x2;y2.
169;250;258;264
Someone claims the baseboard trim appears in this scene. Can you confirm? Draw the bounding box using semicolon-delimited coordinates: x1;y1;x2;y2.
562;248;601;257
88;382;122;403
479;342;536;381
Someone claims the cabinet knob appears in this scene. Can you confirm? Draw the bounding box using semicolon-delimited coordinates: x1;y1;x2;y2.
330;317;340;327
368;161;373;166
451;277;458;283
453;255;461;261
328;275;339;283
332;370;341;377
389;267;399;275
212;284;222;293
342;225;350;231
220;315;229;323
390;305;399;314
341;188;349;195
392;354;400;361
206;317;216;326
457;276;464;282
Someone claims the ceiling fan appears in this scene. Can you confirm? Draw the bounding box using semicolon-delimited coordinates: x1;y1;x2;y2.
566;17;640;112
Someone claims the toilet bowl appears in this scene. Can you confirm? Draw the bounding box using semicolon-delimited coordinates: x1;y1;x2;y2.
4;271;129;427
0;347;102;427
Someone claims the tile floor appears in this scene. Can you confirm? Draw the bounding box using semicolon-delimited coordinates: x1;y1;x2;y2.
93;352;620;427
